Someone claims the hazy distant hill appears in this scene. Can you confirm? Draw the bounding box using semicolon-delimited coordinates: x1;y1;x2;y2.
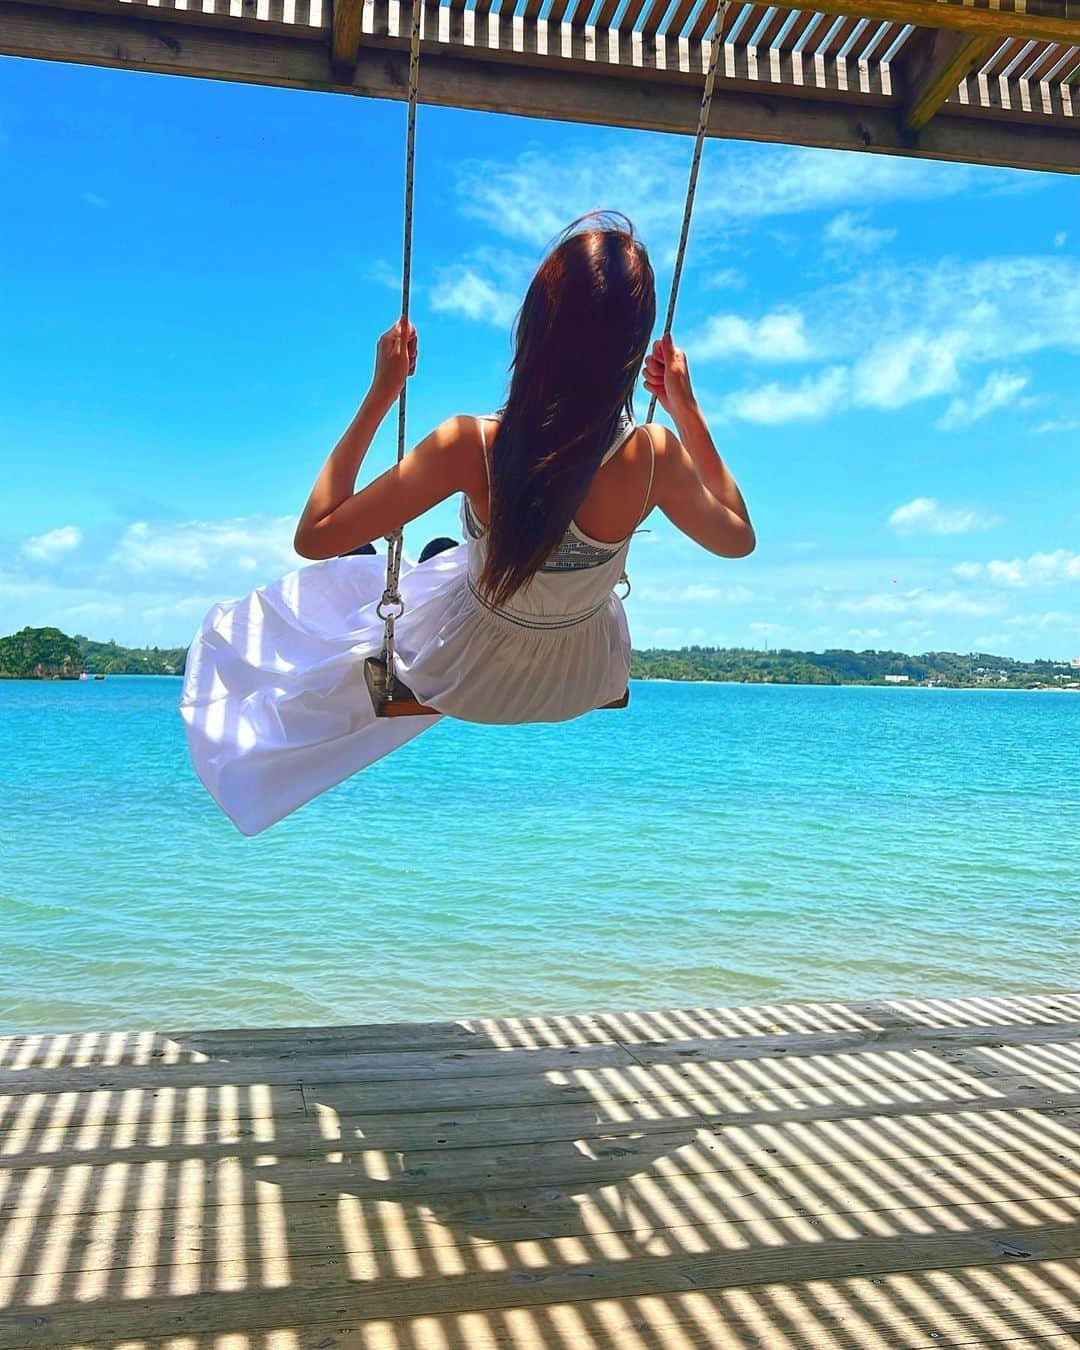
76;636;188;676
629;645;1078;689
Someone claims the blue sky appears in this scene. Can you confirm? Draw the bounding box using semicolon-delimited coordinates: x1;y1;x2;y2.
1;57;1078;659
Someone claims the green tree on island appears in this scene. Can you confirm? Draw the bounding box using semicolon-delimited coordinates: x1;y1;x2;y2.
0;627;83;679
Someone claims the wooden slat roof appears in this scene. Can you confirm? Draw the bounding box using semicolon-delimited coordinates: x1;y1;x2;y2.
2;0;1077;171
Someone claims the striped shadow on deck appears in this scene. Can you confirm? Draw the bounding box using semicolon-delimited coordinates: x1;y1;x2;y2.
1;992;1079;1347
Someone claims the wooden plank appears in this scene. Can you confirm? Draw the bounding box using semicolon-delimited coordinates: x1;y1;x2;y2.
0;1002;905;1073
67;1312;1080;1350
4;1015;1078;1096
5;1145;1077;1298
1021;39;1074;79
4;1065;1076;1173
332;0;364;71
0;1014;627;1071
767;1;1080;47
725;1;769;45
5;1057;1073;1171
57;1267;1080;1350
610;1016;1080;1065
776;6;822;50
657;0;700;38
0;1041;640;1096
901;29;1006;132
812;12;864;58
687;0;730;42
1;998;1079;1347
5;1097;1077;1219
2;1211;1077;1346
8;0;331;34
980;35;1026;77
858;17;901;59
4;1167;1079;1327
591;0;621;30
751;4;793;49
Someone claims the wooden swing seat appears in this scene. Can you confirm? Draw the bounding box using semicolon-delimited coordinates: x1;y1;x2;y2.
363;656;629;717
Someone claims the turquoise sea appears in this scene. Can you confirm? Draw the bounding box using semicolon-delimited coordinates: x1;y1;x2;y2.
1;676;1077;1032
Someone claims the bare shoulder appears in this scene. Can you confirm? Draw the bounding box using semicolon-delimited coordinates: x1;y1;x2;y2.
423;414;487;449
422;414;492;498
640;421;683;475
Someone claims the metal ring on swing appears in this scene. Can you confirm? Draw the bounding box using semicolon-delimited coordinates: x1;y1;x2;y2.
377;596;406;621
616;574;631;600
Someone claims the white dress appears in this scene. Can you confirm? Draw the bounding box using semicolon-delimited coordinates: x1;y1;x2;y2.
180;414;652;835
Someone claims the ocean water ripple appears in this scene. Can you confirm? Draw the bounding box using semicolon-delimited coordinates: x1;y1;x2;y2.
0;677;1077;1030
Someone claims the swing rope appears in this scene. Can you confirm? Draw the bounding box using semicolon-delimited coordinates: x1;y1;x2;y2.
375;0;424;699
374;0;727;698
645;0;729;424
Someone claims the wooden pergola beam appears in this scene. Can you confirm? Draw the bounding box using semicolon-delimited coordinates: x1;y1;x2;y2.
774;1;1079;47
901;28;998;131
2;1;1076;173
332;0;365;77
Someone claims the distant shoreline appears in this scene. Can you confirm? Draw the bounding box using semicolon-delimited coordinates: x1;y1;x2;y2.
3;626;1077;690
5;671;1078;694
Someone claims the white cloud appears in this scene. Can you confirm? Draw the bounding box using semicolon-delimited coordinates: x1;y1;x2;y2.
1033;416;1080;435
110;516;300;578
452;142;972;250
823;211;896;254
701;255;1078;424
687;309;811;362
955;550;1080;589
838;588;1000;617
703;268;746;291
887;497;1000;537
851;327;969;410
937;370;1028;430
430;267;519;327
1004;610;1075;632
639;582;755;605
359;257;401;292
22;525;83;563
721;367;849;424
428;247;528;328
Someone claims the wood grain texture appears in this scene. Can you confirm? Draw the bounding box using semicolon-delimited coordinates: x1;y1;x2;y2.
1;992;1078;1346
2;2;1078;170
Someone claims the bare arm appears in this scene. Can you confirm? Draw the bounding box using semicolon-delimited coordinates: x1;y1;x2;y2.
643;334;755;559
294;320;475;560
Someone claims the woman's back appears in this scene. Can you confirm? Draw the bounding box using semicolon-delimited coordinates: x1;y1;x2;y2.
464;412;656;554
390;412;649;724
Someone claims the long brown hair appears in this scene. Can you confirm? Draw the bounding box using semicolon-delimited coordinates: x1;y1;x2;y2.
478;212;656;607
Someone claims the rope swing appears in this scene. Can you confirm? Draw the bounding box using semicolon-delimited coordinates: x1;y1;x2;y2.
366;0;729;717
646;0;729;424
368;0;424;712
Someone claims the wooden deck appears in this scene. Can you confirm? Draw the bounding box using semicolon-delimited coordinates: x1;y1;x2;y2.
2;993;1079;1348
3;0;1078;173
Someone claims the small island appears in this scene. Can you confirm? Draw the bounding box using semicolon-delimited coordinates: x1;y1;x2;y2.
0;626;188;679
2;625;1077;689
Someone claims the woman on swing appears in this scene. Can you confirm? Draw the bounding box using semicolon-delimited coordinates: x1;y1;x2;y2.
180;213;754;835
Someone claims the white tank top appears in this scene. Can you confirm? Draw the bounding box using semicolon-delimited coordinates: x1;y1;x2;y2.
397;412;655;723
461;412;654;629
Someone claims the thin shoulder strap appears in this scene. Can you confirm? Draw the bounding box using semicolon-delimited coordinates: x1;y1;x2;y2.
477;416;493;497
637;425;656;525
